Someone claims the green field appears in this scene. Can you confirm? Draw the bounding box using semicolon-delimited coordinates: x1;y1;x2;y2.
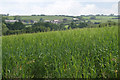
84;16;118;23
3;15;117;22
2;26;118;78
3;16;73;21
0;36;1;79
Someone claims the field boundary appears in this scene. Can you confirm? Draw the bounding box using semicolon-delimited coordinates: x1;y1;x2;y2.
0;14;2;80
118;1;120;79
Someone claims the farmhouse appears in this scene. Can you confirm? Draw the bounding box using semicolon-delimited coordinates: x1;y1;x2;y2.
51;20;61;24
29;20;38;24
81;20;86;23
44;20;51;23
22;20;27;24
73;18;79;21
5;20;19;23
44;19;61;24
22;20;38;24
5;19;38;24
33;21;38;23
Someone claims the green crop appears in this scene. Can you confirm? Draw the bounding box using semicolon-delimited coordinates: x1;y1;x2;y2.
2;26;118;78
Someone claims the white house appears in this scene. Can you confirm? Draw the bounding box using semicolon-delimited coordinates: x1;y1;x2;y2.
44;19;61;24
73;18;79;21
5;20;19;23
44;20;51;23
33;21;38;23
52;20;61;24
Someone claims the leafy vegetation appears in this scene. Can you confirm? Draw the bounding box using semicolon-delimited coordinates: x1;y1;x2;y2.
2;26;118;78
2;15;118;35
3;15;73;21
0;15;2;79
2;19;117;35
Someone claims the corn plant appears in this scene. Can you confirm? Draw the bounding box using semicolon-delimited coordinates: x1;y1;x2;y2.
2;26;118;78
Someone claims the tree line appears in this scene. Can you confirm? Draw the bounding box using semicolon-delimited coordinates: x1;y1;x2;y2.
2;20;117;35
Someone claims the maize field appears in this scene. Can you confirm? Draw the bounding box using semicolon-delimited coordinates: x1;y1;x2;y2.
2;26;119;78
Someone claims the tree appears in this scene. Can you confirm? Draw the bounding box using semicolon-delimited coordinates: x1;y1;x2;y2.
90;16;96;19
59;23;65;30
32;22;59;31
109;14;114;16
108;23;111;27
5;22;14;30
78;22;87;28
39;18;44;22
70;22;76;29
63;18;67;23
96;14;100;16
7;14;9;16
78;16;83;20
14;21;25;30
2;23;9;35
41;14;45;16
2;17;6;23
14;16;21;21
99;24;102;28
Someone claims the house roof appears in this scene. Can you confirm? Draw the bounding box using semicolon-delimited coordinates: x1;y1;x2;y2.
5;20;19;23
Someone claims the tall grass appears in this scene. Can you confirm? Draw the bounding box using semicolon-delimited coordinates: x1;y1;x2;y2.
2;26;118;78
0;15;2;79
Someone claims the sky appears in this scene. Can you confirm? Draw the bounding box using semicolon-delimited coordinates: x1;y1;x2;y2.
0;0;119;16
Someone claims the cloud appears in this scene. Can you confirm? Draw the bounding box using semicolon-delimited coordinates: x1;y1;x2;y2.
0;0;118;15
82;0;119;2
93;3;118;15
0;0;119;3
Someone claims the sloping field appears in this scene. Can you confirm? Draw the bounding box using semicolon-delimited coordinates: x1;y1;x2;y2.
2;26;118;78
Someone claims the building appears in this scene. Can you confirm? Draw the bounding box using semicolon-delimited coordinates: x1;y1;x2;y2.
5;19;38;24
5;20;19;23
73;18;79;21
33;21;38;23
51;20;61;24
44;20;51;23
44;19;61;24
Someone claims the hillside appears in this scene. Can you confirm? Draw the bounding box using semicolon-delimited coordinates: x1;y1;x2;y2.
3;15;117;22
2;15;118;36
3;15;72;21
2;26;118;78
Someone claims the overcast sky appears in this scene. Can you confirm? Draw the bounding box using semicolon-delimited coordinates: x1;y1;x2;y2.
0;0;119;16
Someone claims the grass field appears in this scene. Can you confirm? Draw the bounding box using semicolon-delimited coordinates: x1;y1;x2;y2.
2;26;118;78
3;16;117;22
0;15;2;79
3;16;73;21
85;19;118;23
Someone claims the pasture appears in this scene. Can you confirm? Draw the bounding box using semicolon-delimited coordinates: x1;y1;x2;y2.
3;16;73;21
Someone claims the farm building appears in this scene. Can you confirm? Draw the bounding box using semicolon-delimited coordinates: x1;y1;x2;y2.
72;18;79;21
44;20;51;23
51;20;61;24
22;20;38;24
5;20;19;23
44;20;61;24
33;21;38;23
